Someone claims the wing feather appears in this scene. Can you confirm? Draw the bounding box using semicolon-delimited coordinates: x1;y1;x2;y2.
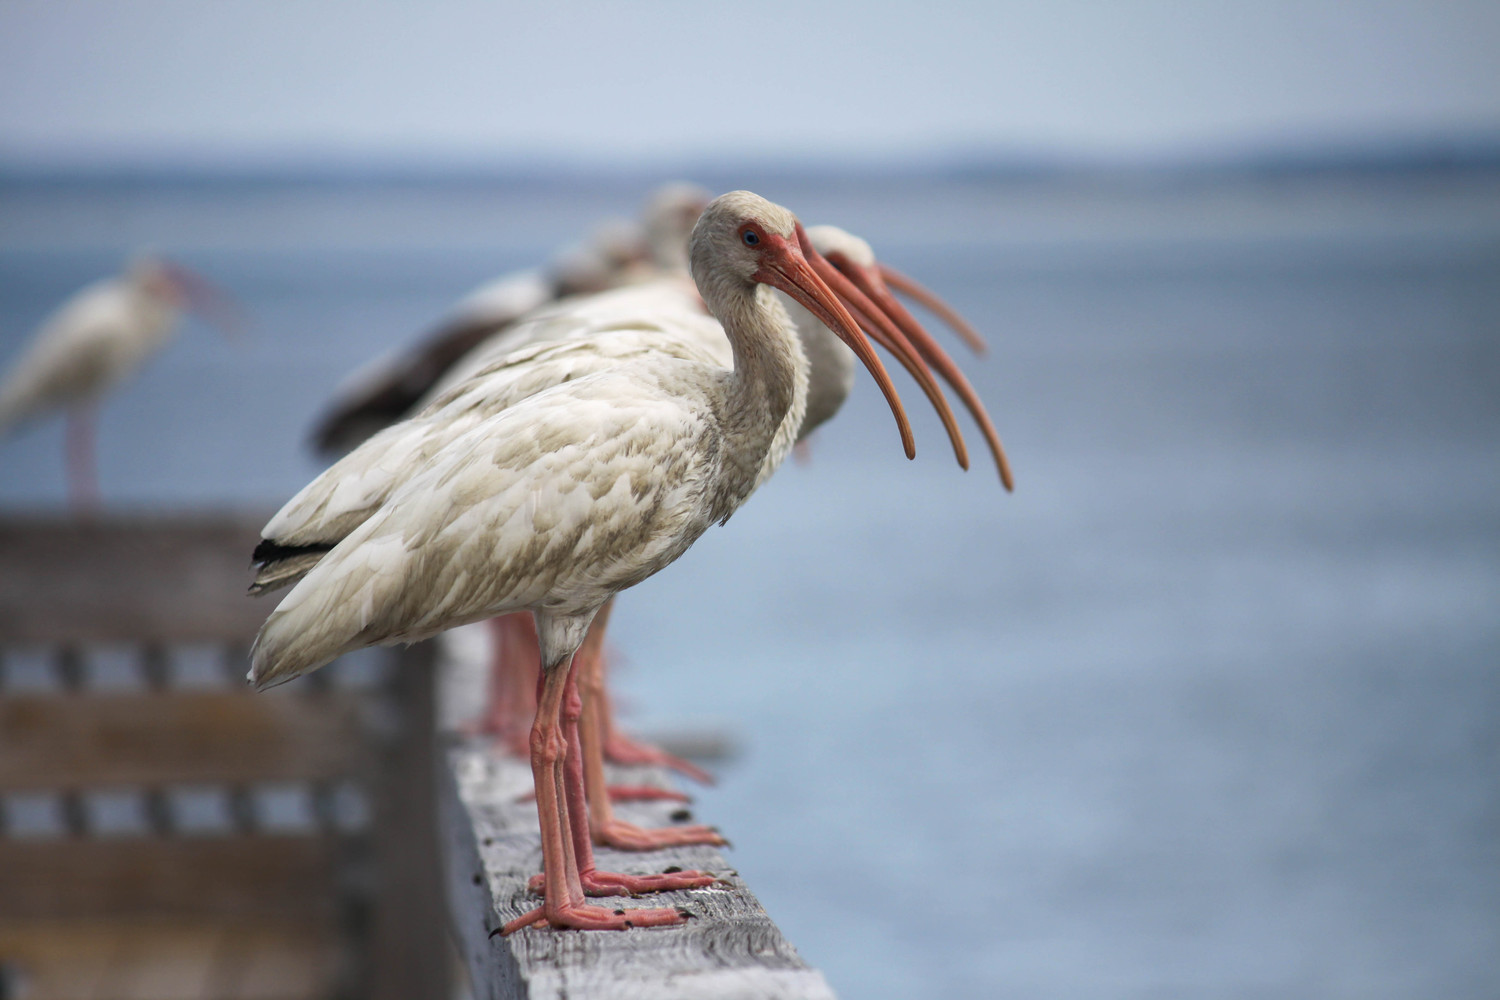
250;365;720;688
252;314;728;592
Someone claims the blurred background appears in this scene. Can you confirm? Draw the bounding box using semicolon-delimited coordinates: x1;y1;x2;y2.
1;2;1497;998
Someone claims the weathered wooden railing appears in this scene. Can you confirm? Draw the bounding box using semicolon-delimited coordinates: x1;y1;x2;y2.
438;736;837;1000
0;514;448;1000
0;512;834;999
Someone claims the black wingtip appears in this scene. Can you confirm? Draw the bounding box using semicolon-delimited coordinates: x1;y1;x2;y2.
252;538;335;567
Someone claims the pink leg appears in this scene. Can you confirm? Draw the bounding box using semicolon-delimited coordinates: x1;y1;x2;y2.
559;655;721;895
527;603;722;897
598;641;715;786
483;608;713;791
467;614;539;755
499;631;687;935
602;685;716;787
65;404;100;513
579;603;726;852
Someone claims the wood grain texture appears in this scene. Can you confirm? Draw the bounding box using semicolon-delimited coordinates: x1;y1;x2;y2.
0;516;447;996
0;512;273;643
366;645;452;1000
0;917;340;1000
0;836;343;920
0;690;367;791
440;740;836;1000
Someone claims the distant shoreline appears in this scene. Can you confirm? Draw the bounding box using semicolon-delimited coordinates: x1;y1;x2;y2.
3;135;1500;188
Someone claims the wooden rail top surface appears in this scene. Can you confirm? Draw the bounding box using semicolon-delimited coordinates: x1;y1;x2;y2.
441;741;837;1000
0;511;274;643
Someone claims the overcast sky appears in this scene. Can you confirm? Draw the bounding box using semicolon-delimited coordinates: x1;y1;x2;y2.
2;0;1498;168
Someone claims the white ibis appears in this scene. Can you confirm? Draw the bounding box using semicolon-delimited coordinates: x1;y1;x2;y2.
557;223;1019;854
251;221;1012;861
250;191;917;933
309;185;710;455
305;184;726;780
0;254;236;508
306;184;722;782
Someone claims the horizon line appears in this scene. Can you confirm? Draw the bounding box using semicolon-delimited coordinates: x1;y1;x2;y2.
3;130;1500;182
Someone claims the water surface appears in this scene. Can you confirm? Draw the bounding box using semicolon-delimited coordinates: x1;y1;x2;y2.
1;170;1496;998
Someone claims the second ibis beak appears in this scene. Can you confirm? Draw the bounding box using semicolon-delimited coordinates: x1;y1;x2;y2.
834;253;1014;491
755;236;915;460
796;224;971;472
877;264;988;356
164;261;247;342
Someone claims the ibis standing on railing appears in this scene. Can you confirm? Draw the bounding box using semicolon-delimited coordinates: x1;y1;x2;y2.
0;254;237;509
303;184;738;782
250;191;918;933
250;214;1014;870
543;222;1018;854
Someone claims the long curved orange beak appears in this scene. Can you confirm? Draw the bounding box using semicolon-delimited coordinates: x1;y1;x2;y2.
833;253;1014;491
877;264;988;356
164;261;247;341
755;236;915;460
795;225;970;471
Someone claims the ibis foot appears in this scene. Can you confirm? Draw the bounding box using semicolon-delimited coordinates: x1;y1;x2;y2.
593;817;726;850
607;784;691;803
499;900;687;935
528;866;722;897
605;733;715;785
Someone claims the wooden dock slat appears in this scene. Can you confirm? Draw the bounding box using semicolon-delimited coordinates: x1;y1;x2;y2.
439;741;837;1000
366;644;453;1000
0;690;369;791
212;920;343;1000
0;835;344;920
0;513;445;999
0;513;272;643
0;918;340;1000
109;923;221;1000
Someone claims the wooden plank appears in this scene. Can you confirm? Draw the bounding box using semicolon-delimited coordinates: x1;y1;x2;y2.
0;917;339;1000
212;920;343;1000
0;919;117;1000
109;923;221;1000
0;836;345;920
439;741;837;1000
0;513;273;643
366;644;452;1000
0;690;368;791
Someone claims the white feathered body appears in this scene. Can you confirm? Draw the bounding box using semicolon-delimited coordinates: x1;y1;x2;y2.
253;361;752;684
260;284;728;563
251;274;810;687
254;261;859;599
424;277;710;398
0;272;179;432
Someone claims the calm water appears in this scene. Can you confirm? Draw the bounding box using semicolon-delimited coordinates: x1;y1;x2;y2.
2;171;1498;998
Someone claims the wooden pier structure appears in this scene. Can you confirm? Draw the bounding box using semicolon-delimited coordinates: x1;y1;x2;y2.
0;512;834;999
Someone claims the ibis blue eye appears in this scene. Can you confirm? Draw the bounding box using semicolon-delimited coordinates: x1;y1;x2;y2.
742;231;759;246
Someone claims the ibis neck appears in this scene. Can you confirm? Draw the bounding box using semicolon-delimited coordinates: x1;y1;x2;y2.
710;283;808;510
778;293;856;442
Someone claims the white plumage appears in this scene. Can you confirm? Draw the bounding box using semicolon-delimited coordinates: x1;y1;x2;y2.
308;185;711;455
0;254;235;506
0;256;183;433
249;191;914;934
252;224;975;599
251;287;729;592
